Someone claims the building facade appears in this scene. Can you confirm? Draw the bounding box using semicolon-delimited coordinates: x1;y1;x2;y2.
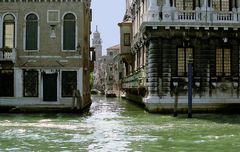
0;0;92;112
120;0;240;112
92;26;104;92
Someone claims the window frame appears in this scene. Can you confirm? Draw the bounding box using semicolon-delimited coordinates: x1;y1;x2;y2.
61;71;77;97
61;12;77;52
24;12;39;52
23;70;39;97
215;47;232;77
3;13;16;49
212;0;231;11
177;47;193;77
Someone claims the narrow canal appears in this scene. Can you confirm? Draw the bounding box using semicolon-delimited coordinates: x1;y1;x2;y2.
1;95;240;151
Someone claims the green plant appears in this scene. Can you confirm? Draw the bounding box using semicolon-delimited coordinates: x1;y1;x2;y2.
0;47;12;53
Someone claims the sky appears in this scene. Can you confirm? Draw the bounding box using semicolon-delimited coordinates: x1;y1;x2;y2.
91;0;125;55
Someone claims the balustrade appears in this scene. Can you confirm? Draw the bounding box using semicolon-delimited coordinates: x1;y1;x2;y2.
0;48;16;63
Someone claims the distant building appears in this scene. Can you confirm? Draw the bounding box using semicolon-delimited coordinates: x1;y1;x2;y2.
92;26;104;92
0;0;92;112
119;0;240;112
105;45;123;97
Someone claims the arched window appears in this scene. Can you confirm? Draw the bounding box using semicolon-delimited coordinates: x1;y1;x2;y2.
26;14;38;50
3;14;15;48
63;13;76;50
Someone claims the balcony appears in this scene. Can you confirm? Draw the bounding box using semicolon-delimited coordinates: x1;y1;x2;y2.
122;68;145;89
144;8;240;27
0;48;16;63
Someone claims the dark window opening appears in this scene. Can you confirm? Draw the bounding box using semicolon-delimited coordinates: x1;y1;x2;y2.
62;71;77;97
26;14;38;50
63;13;76;50
23;70;39;97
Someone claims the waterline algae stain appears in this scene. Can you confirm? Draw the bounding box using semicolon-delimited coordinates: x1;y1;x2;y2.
0;95;240;151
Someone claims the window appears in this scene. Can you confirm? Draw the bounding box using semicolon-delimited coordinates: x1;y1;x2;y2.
23;70;39;97
26;14;38;50
3;14;15;48
212;0;230;11
177;47;193;76
63;13;76;50
62;71;77;97
124;33;130;46
216;48;231;76
175;0;194;10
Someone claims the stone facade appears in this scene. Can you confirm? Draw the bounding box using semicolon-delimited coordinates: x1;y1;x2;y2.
0;0;92;112
120;0;240;113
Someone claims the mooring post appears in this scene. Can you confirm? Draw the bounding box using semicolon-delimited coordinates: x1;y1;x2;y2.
188;55;193;118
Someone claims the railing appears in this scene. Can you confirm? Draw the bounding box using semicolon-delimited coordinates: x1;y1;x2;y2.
212;11;237;23
122;68;145;89
143;9;240;24
175;11;197;22
0;48;16;63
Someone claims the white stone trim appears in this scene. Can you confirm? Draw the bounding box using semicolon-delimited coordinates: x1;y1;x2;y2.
19;55;62;58
23;12;40;52
61;11;78;52
47;10;60;23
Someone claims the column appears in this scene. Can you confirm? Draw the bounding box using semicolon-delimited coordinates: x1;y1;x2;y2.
14;68;23;98
145;38;160;103
0;15;2;48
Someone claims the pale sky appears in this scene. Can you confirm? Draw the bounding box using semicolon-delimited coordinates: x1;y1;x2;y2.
91;0;125;55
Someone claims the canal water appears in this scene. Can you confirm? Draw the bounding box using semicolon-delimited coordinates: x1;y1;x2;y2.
1;95;240;151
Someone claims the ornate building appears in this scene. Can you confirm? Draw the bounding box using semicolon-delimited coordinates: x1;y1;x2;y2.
0;0;92;112
119;0;240;112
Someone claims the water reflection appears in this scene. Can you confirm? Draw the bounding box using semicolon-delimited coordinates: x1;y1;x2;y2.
0;95;240;151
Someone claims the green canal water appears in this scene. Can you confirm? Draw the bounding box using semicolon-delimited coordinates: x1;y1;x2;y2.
1;95;240;151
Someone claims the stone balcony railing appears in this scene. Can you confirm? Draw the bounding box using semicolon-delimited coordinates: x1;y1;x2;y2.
0;48;16;63
144;8;240;26
122;68;145;89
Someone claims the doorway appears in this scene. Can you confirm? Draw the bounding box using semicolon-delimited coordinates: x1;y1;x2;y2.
43;73;57;101
0;69;14;97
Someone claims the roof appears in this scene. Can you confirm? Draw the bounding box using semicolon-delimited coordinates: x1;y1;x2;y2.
107;44;120;50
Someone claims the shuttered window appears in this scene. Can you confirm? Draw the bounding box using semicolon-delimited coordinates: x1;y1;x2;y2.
3;14;15;48
212;0;230;11
177;47;193;76
216;48;231;76
26;14;38;50
63;13;76;50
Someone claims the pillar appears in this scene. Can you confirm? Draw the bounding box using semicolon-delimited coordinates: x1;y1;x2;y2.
0;15;2;48
145;38;160;103
14;68;23;98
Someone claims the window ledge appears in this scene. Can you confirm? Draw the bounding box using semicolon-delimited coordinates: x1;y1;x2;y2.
61;50;77;52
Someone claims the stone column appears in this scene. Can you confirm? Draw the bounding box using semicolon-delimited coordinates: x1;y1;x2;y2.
145;38;160;103
0;15;2;48
14;68;23;98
